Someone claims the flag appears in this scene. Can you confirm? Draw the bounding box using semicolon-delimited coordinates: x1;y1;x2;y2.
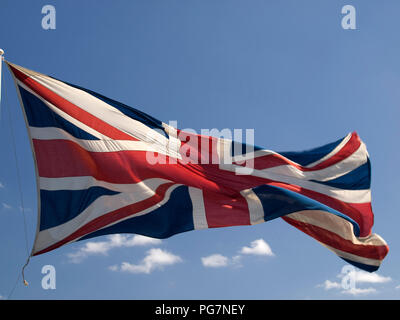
6;61;388;272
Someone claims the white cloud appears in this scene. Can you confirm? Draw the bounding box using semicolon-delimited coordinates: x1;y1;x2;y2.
240;239;274;256
0;182;4;188
113;248;182;274
318;266;392;296
108;265;119;272
67;234;162;263
126;234;163;246
201;254;229;268
200;239;273;269
231;255;243;268
2;203;12;210
347;270;391;284
318;280;342;290
341;287;377;296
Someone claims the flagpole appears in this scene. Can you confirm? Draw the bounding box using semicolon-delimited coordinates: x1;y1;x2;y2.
0;49;4;119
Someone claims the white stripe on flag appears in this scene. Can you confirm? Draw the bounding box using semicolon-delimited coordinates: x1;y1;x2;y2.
220;163;371;203
30;126;167;154
14;64;182;156
39;176;172;193
18;79;182;158
17;81;106;139
188;187;208;230
240;188;265;225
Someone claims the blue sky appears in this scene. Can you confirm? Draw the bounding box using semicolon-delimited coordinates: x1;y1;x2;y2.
0;0;399;299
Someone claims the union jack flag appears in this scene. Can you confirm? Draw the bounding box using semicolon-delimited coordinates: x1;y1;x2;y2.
6;61;388;272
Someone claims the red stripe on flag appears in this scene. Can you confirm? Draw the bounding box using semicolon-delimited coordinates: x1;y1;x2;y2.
9;64;138;141
32;139;230;193
202;190;251;227
247;132;361;171
282;216;389;261
310;132;361;170
269;181;373;237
